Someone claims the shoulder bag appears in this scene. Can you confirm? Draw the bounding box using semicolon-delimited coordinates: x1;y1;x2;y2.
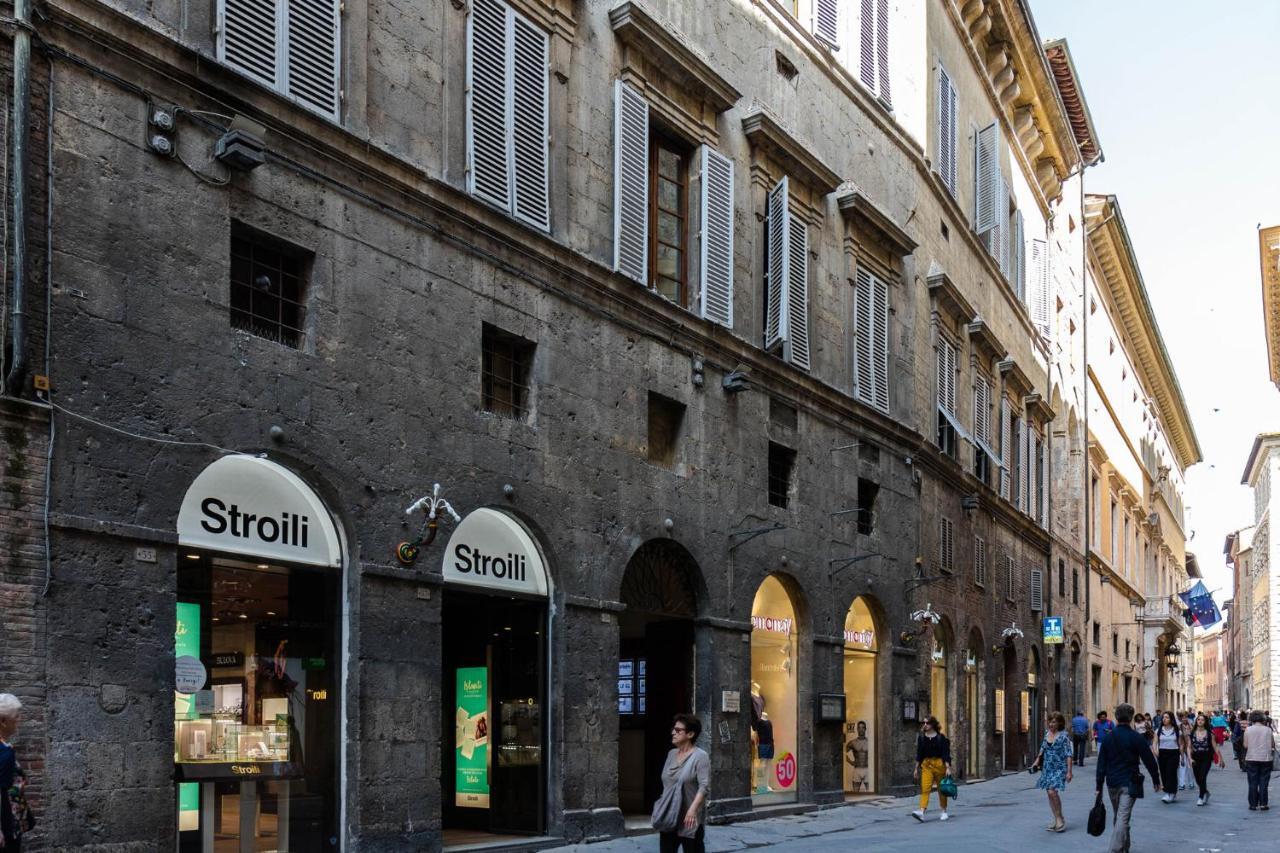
651;751;697;833
1087;791;1106;836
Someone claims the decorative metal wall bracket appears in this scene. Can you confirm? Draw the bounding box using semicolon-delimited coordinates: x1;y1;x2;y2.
396;483;462;565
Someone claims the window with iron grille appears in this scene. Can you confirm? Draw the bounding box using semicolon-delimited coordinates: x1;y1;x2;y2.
230;223;309;348
768;441;797;509
481;323;535;419
974;536;986;587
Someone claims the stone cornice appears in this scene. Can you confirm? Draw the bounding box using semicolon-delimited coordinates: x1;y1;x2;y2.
741;108;842;195
1259;225;1280;389
966;319;1007;364
926;266;976;323
1085;195;1202;469
837;185;918;256
998;357;1033;399
609;1;742;114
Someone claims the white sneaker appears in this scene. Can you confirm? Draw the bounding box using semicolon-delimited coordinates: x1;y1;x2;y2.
911;809;925;822
1161;794;1172;803
1196;796;1205;806
940;811;950;821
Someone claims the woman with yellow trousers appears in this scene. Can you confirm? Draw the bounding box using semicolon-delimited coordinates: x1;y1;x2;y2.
911;716;953;822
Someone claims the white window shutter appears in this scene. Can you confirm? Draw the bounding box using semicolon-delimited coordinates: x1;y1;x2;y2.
786;208;811;371
1011;209;1025;298
613;80;649;283
467;0;512;211
870;272;889;412
1032;238;1051;338
765;177;791;353
1040;436;1049;526
510;15;550;230
998;198;1011;279
999;397;1011;500
813;0;839;48
875;0;891;107
858;0;876;93
974;377;989;446
937;338;957;416
975;122;1000;233
1023;421;1033;516
284;0;340;117
220;0;281;88
699;146;734;328
1030;567;1044;611
938;66;957;196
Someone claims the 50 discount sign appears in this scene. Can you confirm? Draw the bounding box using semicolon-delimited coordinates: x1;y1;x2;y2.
773;751;797;789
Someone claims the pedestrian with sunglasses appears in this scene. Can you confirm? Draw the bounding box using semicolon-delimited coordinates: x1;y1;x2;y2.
655;715;710;853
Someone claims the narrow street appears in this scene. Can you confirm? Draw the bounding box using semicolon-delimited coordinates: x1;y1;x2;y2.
564;760;1273;853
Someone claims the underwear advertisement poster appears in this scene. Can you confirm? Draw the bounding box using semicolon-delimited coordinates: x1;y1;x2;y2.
455;666;490;808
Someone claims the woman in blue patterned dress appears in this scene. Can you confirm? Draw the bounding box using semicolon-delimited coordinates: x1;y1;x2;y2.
1031;710;1073;832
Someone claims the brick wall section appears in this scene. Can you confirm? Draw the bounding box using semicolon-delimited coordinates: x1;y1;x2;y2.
0;399;50;848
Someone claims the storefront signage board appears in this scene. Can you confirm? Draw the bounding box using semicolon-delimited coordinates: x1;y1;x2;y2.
1042;616;1064;644
442;508;548;598
721;690;740;713
177;456;341;568
455;667;491;808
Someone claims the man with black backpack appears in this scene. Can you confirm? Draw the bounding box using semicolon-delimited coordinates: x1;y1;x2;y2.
1095;703;1161;853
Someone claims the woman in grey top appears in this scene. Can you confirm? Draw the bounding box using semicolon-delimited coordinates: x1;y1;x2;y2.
658;714;711;853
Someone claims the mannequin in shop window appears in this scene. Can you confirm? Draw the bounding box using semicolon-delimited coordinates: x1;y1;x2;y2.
846;720;870;792
750;682;774;793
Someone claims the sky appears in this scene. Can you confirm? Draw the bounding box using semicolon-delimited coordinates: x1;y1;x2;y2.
1030;1;1280;605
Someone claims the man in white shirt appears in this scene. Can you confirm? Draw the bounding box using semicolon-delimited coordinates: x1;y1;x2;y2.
1242;710;1274;811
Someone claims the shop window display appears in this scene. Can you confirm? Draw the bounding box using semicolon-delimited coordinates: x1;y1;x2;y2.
930;636;948;737
175;553;339;852
842;597;877;794
750;576;799;804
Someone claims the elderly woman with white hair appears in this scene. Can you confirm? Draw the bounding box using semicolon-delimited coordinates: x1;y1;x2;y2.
0;693;31;850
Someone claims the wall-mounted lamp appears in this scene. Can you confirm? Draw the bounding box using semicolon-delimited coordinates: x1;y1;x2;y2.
722;370;751;394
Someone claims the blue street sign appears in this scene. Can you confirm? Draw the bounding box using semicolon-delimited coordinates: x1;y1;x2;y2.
1042;616;1064;644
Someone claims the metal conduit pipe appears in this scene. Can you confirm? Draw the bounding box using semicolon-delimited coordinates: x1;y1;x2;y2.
5;0;32;395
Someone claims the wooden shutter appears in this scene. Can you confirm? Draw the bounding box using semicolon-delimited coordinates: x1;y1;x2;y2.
973;376;990;446
999;397;1011;500
467;0;512;211
854;267;889;413
1004;554;1014;599
936;338;957;416
511;15;550;230
975;537;986;586
285;0;340;117
875;0;890;106
938;66;957;196
1011;209;1025;296
975;122;1000;233
1031;238;1051;337
786;207;811;371
938;517;954;572
765;177;790;353
613;80;649;283
699;146;734;327
1030;567;1044;611
221;0;280;88
813;0;839;48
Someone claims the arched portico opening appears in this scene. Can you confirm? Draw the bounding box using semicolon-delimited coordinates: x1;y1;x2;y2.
750;574;803;805
842;596;882;795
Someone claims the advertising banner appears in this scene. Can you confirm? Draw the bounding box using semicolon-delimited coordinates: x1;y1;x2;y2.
1042;616;1064;644
175;602;201;830
455;667;490;808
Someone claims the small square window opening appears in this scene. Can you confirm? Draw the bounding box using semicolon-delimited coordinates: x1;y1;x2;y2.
230;224;309;348
481;324;536;420
768;441;797;509
647;392;686;467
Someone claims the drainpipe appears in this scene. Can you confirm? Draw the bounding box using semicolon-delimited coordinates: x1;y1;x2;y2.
5;0;32;395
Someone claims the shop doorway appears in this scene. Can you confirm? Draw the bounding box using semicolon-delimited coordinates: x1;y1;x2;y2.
750;575;801;805
1027;646;1042;754
441;590;546;838
1003;644;1018;770
618;541;702;818
842;597;878;796
929;620;951;736
438;508;552;847
964;628;983;779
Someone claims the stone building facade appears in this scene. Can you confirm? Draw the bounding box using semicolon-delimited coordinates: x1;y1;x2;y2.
0;0;1192;850
1241;435;1280;715
1224;526;1255;709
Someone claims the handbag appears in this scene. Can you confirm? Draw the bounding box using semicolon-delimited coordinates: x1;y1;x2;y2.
651;751;698;833
938;774;958;799
1087;792;1107;837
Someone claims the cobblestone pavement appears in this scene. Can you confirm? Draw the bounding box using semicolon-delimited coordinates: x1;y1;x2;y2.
560;758;1275;852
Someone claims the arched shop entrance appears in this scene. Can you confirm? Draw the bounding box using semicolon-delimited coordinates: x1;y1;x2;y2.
174;455;343;852
440;508;551;843
842;597;878;795
618;541;702;817
1027;646;1042;754
1002;643;1019;770
930;621;951;736
964;628;983;779
750;575;800;805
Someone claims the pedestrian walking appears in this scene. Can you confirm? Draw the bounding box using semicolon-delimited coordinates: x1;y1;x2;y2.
1243;709;1274;811
1156;711;1185;802
1096;703;1161;853
1231;712;1248;771
0;693;31;853
1071;710;1090;767
1211;710;1228;747
653;714;710;853
1093;711;1114;750
1031;710;1073;832
911;716;952;823
1178;718;1193;791
1188;712;1219;805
